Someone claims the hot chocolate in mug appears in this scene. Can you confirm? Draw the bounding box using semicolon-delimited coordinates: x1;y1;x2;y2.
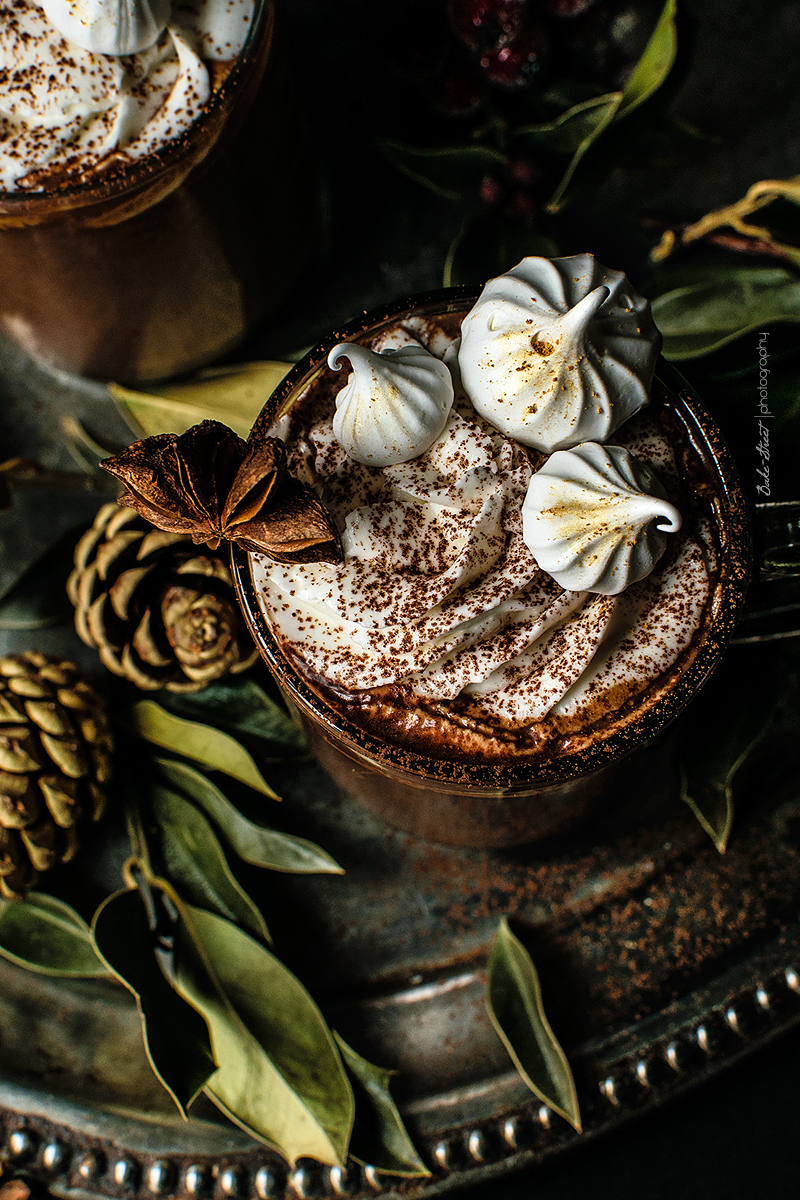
232;270;755;848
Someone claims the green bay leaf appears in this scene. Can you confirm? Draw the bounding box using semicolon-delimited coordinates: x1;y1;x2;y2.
92;888;216;1115
141;783;270;942
173;901;354;1166
487;918;581;1132
110;361;292;441
516;91;621;159
651;265;800;359
525;0;676;212
157;678;307;761
125;700;280;798
678;667;774;853
335;1034;430;1177
153;758;343;875
616;0;677;119
0;892;109;976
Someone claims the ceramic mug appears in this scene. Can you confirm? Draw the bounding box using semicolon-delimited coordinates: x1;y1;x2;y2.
0;0;313;384
232;287;752;848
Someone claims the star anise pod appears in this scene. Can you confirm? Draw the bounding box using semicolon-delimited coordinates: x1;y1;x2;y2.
101;420;341;564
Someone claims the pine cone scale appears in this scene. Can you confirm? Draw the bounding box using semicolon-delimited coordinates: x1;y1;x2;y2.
0;694;25;722
0;774;41;828
40;733;88;779
22;700;71;737
110;567;151;621
39;775;79;827
0;729;42;774
70;502;258;693
0;654;112;898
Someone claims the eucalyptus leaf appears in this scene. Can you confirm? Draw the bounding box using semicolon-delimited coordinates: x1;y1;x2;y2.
157;678;307;761
92;887;216;1115
678;682;774;854
651;266;800;359
110;361;292;441
153;758;343;875
615;0;677;119
0;892;109;977
378;141;507;202
125;700;280;799
0;524;86;629
172;899;354;1166
523;0;676;212
487;918;581;1132
335;1034;430;1177
139;782;270;942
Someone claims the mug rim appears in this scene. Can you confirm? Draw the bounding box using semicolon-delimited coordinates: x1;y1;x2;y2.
231;286;752;792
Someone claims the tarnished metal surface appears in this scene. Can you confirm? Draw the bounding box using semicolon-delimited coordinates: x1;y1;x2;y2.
0;594;798;1198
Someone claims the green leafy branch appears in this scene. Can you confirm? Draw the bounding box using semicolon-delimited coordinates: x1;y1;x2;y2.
516;0;677;213
0;684;429;1177
380;0;677;222
648;264;800;360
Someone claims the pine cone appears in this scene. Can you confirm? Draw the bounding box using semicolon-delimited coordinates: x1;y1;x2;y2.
68;503;259;693
0;652;113;899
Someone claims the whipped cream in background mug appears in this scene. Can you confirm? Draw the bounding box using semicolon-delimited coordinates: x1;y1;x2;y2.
0;0;254;191
0;0;311;382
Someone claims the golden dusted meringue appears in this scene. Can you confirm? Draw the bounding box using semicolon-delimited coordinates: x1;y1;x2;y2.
39;0;171;55
458;253;661;453
328;342;454;467
521;442;681;595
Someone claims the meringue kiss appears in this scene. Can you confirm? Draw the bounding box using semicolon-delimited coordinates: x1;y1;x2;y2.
328;342;454;468
458;253;661;453
521;442;682;595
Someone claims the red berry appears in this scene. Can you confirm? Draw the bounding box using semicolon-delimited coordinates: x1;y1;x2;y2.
539;0;597;16
479;23;549;87
504;188;537;219
479;174;505;206
507;152;542;187
448;0;528;50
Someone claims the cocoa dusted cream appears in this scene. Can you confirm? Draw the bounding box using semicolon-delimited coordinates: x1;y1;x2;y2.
251;260;722;769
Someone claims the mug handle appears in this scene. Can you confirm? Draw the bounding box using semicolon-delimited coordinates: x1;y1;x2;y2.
752;501;800;581
733;501;800;643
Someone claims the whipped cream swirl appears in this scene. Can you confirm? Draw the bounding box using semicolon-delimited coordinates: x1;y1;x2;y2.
458;253;661;453
254;332;709;733
0;0;253;192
